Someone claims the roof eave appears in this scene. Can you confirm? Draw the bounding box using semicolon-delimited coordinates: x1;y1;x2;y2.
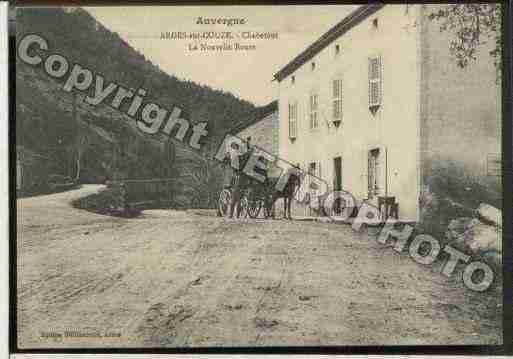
273;3;385;83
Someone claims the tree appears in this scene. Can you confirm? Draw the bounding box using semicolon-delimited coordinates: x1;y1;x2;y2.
74;132;90;182
428;4;501;71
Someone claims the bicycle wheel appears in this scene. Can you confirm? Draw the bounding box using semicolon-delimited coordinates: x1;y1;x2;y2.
238;195;249;218
247;197;263;218
217;189;231;217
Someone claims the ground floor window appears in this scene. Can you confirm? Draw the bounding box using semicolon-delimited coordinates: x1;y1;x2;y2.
308;161;317;176
368;148;380;199
308;161;322;195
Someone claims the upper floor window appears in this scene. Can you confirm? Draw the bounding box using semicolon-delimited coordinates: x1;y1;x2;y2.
288;102;298;139
335;44;340;56
372;18;379;29
309;94;319;130
368;55;382;112
291;75;295;85
311;62;316;71
332;78;343;122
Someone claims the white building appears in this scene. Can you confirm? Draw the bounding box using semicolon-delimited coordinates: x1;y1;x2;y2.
274;4;501;222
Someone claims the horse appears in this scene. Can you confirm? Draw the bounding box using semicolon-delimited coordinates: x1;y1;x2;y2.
265;165;302;220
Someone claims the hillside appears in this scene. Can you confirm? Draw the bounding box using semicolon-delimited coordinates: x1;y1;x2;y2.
16;7;265;207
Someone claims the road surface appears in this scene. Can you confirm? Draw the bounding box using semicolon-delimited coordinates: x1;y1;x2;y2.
16;186;502;348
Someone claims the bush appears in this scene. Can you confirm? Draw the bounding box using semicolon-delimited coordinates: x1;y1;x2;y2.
425;161;501;208
72;184;142;218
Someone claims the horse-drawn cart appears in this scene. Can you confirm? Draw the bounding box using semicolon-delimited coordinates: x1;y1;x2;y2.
217;174;272;219
217;158;301;219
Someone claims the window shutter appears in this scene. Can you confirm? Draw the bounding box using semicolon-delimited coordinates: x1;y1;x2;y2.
294;103;298;136
367;151;373;198
339;80;342;119
314;161;322;208
362;148;368;197
312;95;317;128
288;102;297;139
309;96;312;129
368;56;382;108
288;103;291;137
332;79;342;120
375;148;381;196
314;95;319;128
309;94;319;129
312;95;315;129
366;149;381;198
293;103;297;138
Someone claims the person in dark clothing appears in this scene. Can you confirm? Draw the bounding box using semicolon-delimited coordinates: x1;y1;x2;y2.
228;137;252;218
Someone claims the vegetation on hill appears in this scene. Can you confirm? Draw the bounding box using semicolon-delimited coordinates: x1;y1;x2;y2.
16;7;267;208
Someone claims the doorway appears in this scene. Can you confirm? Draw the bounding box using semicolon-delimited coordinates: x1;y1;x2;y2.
333;156;342;215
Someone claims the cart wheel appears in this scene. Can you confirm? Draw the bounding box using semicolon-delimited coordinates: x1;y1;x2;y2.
217;189;231;217
247;198;263;218
238;196;249;218
263;202;273;219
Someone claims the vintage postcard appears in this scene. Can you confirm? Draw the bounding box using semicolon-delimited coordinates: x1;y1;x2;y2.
14;3;503;350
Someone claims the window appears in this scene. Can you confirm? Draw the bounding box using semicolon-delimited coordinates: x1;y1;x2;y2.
288;102;297;139
291;75;295;85
308;162;317;176
332;78;343;121
307;161;321;180
335;44;340;56
308;161;322;198
368;148;380;198
308;162;317;200
486;153;501;176
311;62;316;71
372;18;378;28
368;55;382;110
309;94;319;129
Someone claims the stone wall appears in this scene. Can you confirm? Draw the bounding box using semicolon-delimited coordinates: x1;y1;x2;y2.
419;4;501;186
236;111;279;156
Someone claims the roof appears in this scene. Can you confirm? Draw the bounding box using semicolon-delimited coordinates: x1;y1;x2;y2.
273;4;385;82
230;100;278;135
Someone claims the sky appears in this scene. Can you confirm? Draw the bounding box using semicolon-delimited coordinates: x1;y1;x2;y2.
86;5;357;106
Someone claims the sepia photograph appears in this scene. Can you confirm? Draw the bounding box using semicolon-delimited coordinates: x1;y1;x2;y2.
13;3;504;350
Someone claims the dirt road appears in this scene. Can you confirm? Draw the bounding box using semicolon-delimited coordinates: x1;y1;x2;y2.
16;186;502;348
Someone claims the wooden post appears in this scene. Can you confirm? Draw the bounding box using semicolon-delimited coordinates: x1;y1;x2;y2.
385;146;388;198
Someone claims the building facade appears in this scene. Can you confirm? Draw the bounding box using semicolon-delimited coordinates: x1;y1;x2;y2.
274;4;500;222
234;101;279;156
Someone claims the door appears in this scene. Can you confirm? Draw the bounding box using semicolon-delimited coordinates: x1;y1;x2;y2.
368;148;380;199
333;157;342;214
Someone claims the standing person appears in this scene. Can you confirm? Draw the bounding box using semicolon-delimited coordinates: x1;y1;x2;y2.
228;137;252;218
222;141;240;189
239;136;252;171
